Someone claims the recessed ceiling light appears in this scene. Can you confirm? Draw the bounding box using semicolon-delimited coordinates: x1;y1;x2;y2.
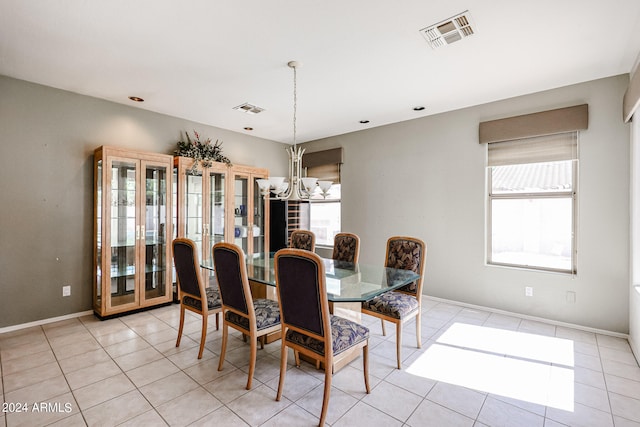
244;127;254;131
413;106;425;111
359;120;370;124
128;96;144;102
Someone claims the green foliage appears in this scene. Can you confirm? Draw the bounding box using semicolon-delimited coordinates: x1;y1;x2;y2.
174;130;231;168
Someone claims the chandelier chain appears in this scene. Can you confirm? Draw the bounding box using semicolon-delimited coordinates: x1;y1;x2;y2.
292;64;297;148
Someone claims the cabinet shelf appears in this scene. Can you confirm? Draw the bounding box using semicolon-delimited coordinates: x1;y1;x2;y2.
109;264;168;279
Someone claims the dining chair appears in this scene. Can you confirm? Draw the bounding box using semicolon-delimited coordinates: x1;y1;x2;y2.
290;229;316;252
213;242;281;390
332;232;360;263
361;236;426;369
274;248;370;426
172;238;221;359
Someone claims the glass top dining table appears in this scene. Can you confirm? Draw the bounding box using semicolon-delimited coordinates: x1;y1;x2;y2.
201;252;420;303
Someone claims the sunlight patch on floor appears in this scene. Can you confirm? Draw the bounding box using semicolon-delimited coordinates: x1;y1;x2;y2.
406;323;575;411
437;323;574;366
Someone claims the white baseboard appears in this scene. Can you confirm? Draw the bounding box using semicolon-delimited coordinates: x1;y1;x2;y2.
0;310;94;335
425;295;630;340
630;337;640;363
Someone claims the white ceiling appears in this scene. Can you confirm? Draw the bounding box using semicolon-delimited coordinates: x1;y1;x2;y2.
2;1;640;144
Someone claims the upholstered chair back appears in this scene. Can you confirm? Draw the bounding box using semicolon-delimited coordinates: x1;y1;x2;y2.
385;236;426;297
275;249;329;340
213;243;251;315
290;229;316;252
173;238;204;298
332;232;360;264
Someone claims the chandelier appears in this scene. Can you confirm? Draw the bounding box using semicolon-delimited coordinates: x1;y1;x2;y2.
257;61;332;200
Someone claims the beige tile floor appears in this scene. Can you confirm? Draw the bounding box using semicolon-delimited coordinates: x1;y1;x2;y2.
1;299;640;426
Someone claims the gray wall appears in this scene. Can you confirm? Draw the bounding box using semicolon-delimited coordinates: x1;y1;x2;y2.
304;75;631;333
0;75;288;328
1;74;632;334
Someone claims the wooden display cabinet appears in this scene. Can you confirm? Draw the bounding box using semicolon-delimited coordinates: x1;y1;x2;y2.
173;157;229;294
93;146;173;318
229;164;270;257
173;160;272;298
229;165;272;300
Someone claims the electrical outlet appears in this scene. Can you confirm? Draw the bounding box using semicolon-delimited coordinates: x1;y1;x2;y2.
525;286;533;297
62;285;71;297
567;291;576;303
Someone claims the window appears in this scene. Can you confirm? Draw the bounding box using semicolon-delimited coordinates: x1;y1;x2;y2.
310;184;341;246
303;148;343;246
487;132;578;273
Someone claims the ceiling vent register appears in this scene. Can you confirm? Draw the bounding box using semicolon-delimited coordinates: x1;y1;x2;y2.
420;11;475;49
233;102;264;114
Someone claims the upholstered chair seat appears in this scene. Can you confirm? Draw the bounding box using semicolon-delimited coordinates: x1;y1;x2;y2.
225;299;280;331
183;287;221;312
361;291;419;319
284;315;369;357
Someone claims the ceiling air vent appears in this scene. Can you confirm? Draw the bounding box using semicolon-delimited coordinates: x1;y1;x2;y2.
420;11;475;49
233;102;264;114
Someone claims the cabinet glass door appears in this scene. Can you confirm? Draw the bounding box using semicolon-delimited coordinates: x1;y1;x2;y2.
253;178;266;253
143;163;169;302
209;171;226;246
96;160;103;308
234;176;249;254
109;160;137;308
185;171;204;257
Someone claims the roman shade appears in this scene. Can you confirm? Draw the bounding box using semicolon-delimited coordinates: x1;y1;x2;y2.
302;147;343;183
487;132;578;167
479;104;588;144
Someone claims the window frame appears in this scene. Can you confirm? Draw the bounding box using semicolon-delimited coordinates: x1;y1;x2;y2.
486;159;578;275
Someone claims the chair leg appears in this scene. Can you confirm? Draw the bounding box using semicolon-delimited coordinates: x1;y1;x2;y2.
294;350;301;367
396;321;402;369
363;344;370;394
246;332;258;390
176;304;185;348
218;322;228;371
381;318;386;336
319;363;332;427
198;313;208;359
276;341;288;401
260;335;265;350
215;312;220;330
416;312;422;349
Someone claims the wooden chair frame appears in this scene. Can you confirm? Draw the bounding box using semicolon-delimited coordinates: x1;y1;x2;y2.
361;236;426;369
173;238;220;360
213;242;281;390
274;249;370;426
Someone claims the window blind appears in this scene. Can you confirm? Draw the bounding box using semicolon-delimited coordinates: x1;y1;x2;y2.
302;147;343;183
307;163;341;183
487;132;578;167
